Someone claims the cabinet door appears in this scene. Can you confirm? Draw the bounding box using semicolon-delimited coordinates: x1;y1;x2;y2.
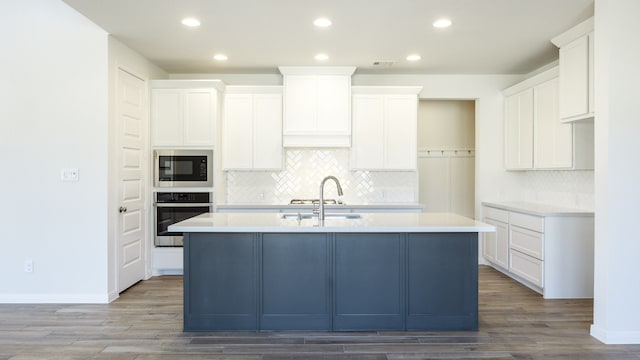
534;78;573;169
351;95;385;169
184;233;257;331
334;233;404;330
504;89;533;169
183;89;215;146
151;89;183;146
482;221;497;263
317;75;350;134
385;95;417;170
483;217;508;270
559;36;590;120
407;233;478;330
253;94;283;169
283;76;316;133
222;94;253;169
494;219;509;270
262;234;330;330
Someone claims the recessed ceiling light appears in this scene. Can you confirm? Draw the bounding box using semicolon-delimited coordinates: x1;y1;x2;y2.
213;54;228;61
181;18;201;27
313;18;332;27
433;18;452;28
406;54;421;61
315;53;329;61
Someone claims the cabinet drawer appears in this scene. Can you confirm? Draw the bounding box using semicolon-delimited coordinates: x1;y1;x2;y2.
509;212;544;232
510;225;544;260
510;250;543;288
482;206;509;223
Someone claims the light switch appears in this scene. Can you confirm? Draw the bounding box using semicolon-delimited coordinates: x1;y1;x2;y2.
61;168;79;182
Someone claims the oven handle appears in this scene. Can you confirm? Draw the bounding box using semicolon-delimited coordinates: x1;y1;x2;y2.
154;203;213;208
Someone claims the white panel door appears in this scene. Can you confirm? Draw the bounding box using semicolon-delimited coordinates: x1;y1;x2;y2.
385;95;417;170
183;89;215;146
351;95;384;169
117;69;146;292
253;94;283;169
222;94;253;169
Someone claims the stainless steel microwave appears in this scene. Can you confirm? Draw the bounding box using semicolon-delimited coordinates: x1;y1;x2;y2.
154;149;213;188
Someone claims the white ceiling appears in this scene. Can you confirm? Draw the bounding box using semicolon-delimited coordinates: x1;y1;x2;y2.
62;0;594;75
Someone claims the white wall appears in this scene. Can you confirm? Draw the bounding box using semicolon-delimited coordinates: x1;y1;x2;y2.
0;0;110;302
591;0;640;344
107;38;167;299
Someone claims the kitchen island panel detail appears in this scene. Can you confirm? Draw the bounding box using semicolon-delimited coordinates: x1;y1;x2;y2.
184;233;257;331
407;233;478;330
261;233;331;330
334;233;404;330
183;231;480;331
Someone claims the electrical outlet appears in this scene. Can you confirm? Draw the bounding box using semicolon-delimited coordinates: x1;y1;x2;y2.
61;168;79;182
24;260;33;273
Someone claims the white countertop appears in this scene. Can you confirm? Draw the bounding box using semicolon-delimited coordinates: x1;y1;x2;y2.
169;212;495;233
482;201;594;217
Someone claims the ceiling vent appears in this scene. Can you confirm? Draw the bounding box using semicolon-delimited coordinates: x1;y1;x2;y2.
372;60;396;68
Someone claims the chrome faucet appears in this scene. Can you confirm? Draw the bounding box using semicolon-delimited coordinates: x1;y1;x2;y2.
318;176;343;221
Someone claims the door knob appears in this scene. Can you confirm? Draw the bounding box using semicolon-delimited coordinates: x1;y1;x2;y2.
119;206;127;213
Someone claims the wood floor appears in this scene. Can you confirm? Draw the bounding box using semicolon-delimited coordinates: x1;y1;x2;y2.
1;265;639;360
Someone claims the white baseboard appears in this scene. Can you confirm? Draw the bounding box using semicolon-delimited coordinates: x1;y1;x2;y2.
591;324;640;344
0;293;112;304
152;268;183;276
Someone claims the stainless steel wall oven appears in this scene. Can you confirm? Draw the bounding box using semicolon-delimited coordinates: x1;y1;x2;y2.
154;192;213;247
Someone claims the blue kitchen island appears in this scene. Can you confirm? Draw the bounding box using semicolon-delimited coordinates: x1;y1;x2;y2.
169;212;494;332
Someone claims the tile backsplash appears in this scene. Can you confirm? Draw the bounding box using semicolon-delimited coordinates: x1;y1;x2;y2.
514;170;595;210
225;149;418;204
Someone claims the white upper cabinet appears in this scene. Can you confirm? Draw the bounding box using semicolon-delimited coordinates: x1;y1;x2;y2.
504;67;593;171
504;88;534;170
151;80;223;147
551;17;594;122
222;86;282;170
279;67;355;147
351;86;422;170
533;78;573;169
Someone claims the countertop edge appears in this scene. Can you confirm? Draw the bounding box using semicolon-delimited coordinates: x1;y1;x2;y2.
169;212;495;233
482;201;594;217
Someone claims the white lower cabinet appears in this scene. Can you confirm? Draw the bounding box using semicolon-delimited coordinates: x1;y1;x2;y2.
482;207;509;270
509;250;543;288
482;202;594;299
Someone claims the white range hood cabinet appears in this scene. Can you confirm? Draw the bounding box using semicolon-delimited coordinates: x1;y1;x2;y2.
279;66;356;147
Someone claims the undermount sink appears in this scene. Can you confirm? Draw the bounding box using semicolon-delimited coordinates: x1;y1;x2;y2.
281;213;361;220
